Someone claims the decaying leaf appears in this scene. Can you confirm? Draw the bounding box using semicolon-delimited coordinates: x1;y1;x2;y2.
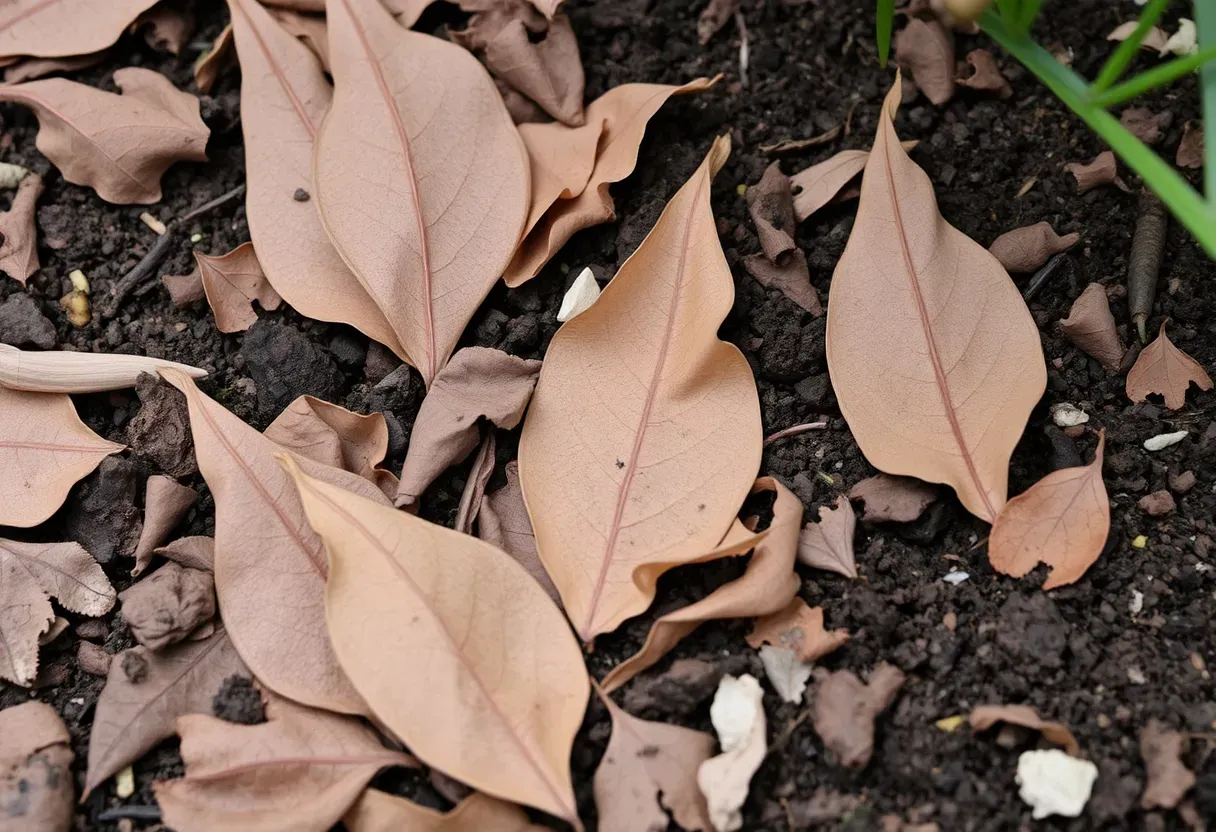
0;701;73;832
194;22;234;93
132;475;198;576
265;395;394;497
1107;21;1169;53
1140;719;1195;810
454;431;496;534
789;141;918;224
744;161;822;315
959;49;1010;98
747;598;849;663
697;0;739;44
119;562;215;651
85;627;247;797
826;76;1045;523
1120;107;1169;145
478;461;560;604
968;704;1080;756
894;18;955;105
0;171;43;283
988;431;1109;590
194;243;282;334
848;473;938;523
796;495;857;578
758;644;813;704
155;536;215;573
988;221;1079;273
1065;151;1122;194
283;457;588;824
0;345;206;394
1058;283;1124;371
344;789;543;832
812;663;905;768
0;0;161;59
163;265;206;307
137;0;195;54
1126;322;1213;410
1177;121;1203;169
698;674;766;832
744;250;822;316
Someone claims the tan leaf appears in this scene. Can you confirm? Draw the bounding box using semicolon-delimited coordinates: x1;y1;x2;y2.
968;704;1080;756
503;77;717;287
959;49;1010;98
825;76;1045;523
194;243;282;333
1065;151;1122;194
988;430;1109;590
1126;322;1213;410
345;789;544;832
396;347;541;507
747;598;849;663
0;539;115;685
282;456;588;824
894;19;955;105
0;702;73;831
163;265;206;307
454;430;496;534
119;562;215;650
1120;107;1168;145
796;495;857;578
1058;283;1124;371
1140;719;1195;810
743;249;822;316
1177;121;1203;169
194;22;234;94
698;674;766;832
132;475;198;576
3;52;106;84
600;478;800;693
269;8;329;70
0;171;42;283
0;388;123;527
848;473;938;523
477;460;560;604
0;69;208;204
315;0;529;385
155;693;414;832
84;627;248;797
517;116;604;244
1108;21;1169;53
988;221;1079;273
789;142;917;223
812;663;905;768
265;395;394;496
528;0;562;18
594;695;715;832
136;0;194;54
475;12;585;127
155;535;215;573
0;0;160;59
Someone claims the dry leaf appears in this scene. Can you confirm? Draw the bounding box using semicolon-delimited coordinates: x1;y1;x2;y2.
477;461;560;604
1065;151;1122;194
0;701;73;832
0;171;42;283
789;142;917;224
894;19;955;105
194;243;282;333
194;22;234;93
454;431;496;534
265;395;393;496
743;250;822;316
796;495;857;578
968;704;1080;756
3;52;107;83
988;221;1079;273
0;389;123;527
119;562;215;650
503;78;717;286
137;0;194;54
282;457;588;824
481;13;585;127
748;162;798;262
848;473;938;523
0;539;115;685
0;345;206;394
0;68;208;204
747;598;849;663
315;0;529;385
758;645;813;704
162;266;205;307
1126;322;1213;410
1058;283;1124;371
988;431;1109;589
697;0;739;44
1177;121;1203;169
1120;107;1169;145
0;0;160;59
396;347;541;507
959;49;1010;98
156;693;414;832
812;663;905;768
826;76;1045;523
345;789;543;832
1107;21;1169;53
1140;719;1194;810
517;118;604;245
155;536;215;573
269;8;329;70
698;674;766;832
84;627;247;797
594;695;715;832
520;136;763;640
132;475;198;576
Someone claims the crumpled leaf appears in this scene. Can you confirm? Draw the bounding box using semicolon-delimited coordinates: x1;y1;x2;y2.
894;18;955;105
744;162;821;316
1140;719;1195;810
1126;322;1213;410
155;536;215;573
758;645;813;704
3;52;106;84
194;22;234;93
959;49;1010;98
132;475;198;576
826;76;1045;523
594;695;715;832
119;562;215;651
454;431;496;534
517;118;604;248
136;0;194;54
0;171;43;283
796;495;857;578
155;693;415;832
743;250;821;316
315;0;529;385
812;663;905;768
968;704;1080;756
84;626;247;797
283;457;588;824
747;598;848;663
1058;283;1124;371
344;789;544;832
478;461;560;604
988;221;1079;273
0;68;208;204
265;395;394;497
1107;21;1168;53
0;701;73;832
396;347;541;507
0;0;160;59
1177;121;1203;169
697;0;739;44
194;243;282;334
988;431;1109;590
789;142;917;223
162;265;205;307
1065;151;1123;194
698;674;766;832
1120;107;1169;145
269;8;329;70
848;473;938;523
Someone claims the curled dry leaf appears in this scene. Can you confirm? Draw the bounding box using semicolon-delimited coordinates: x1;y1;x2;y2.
0;171;43;284
789;142;916;224
478;461;560;604
119;562;215;650
744;161;822;315
848;473;938;523
0;701;73;832
1120;107;1169;145
194;22;234;93
132;475;198;576
697;0;739;44
988;431;1109;589
968;704;1080;756
1140;719;1195;810
698;674;766;832
194;243;282;334
796;495;857;578
265;395;394;497
747;598;849;663
345;789;544;832
988;221;1079;273
0;344;206;394
744;250;822;316
156;536;215;573
894;18;955;105
1065;151;1122;194
84;627;247;797
959;49;1010;98
156;693;415;832
283;457;588;824
1126;322;1213;410
812;663;905;768
476;13;585;127
826;76;1045;523
1058;283;1124;371
1107;21;1169;53
1177;121;1203;169
520;136;763;640
517;118;604;246
454;431;496;534
0;0;160;59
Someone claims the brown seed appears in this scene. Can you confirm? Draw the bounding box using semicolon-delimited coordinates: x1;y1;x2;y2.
77;641;112;677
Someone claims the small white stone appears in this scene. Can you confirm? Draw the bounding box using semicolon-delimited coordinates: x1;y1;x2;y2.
1128;666;1146;684
1196;563;1212;573
1016;749;1098;820
1130;590;1144;615
942;570;970;585
1051;402;1089;428
710;674;764;752
556;267;601;322
758;645;812;704
1144;430;1188;451
1162;18;1197;56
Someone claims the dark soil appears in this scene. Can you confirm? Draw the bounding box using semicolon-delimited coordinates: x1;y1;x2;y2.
2;0;1215;830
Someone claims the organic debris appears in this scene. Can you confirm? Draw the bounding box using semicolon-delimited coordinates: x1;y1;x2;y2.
959;49;1010;98
1016;749;1098;820
698;674;767;832
1065;151;1125;193
747;598;849;663
812;663;906;768
968;704;1080;756
1139;719;1195;810
194;243;282;334
796;495;858;578
1058;283;1124;370
894;18;955;105
848;474;938;523
0;170;43;283
1177;121;1204;168
0;702;74;831
1126;322;1213;409
988;221;1079;273
131;475;198;575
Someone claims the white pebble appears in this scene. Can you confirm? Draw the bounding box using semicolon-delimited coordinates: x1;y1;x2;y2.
1128;666;1146;685
1016;749;1098;820
1144;430;1188;451
1129;590;1144;615
1051;403;1089;428
1162;18;1197;56
942;570;970;585
556;267;601;322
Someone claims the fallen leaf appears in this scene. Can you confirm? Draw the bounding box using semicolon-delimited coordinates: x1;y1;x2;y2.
454;431;496;534
1120;107;1169;145
119;562;215;651
988;431;1109;589
1017;749;1098;820
743;249;822;316
345;789;544;832
959;49;1010;98
790;149;866;223
282;456;588;824
747;598;849;663
1107;21;1168;53
0;0;161;59
3;52;106;83
0;68;209;204
848;473;938;523
396;347;541;507
477;460;561;604
84;627;248;797
988;221;1079;273
136;0;194;54
527;0;562;18
517;119;604;248
968;704;1080;756
0;170;42;283
1058;283;1124;371
315;0;529;385
557;266;602;322
0;701;73;831
758;646;813;704
193;243;282;334
697;0;739;44
1177;121;1203;169
155;693;415;832
1065;151;1122;194
594;695;715;832
155;536;215;573
826;75;1045;523
1140;719;1195;810
0;388;123;527
1126;322;1213;410
194;23;234;93
132;475;198;576
748;161;798;262
163;265;206;307
0;345;207;394
811;663;905;768
520;136;763;640
796;495;857;578
269;8;329;70
265;395;394;497
698;674;766;832
894;19;955;105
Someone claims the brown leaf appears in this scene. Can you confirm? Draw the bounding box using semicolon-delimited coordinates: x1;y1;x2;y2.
3;52;106;84
454;431;495;534
988;221;1079;273
0;171;43;283
1120;107;1169;145
194;243;282;334
0;69;208;204
132;475;198;576
520;137;763;640
162;265;205;307
503;77;717;287
155;693;414;832
747;598;849;663
155;536;215;573
268;8;329;70
968;704;1080;756
119;562;215;651
988;431;1109;589
1140;719;1195;810
477;460;561;604
848;473;938;523
796;495;857;578
894;19;955;105
748;162;797;261
0;539;115;685
812;663;905;768
136;0;194;54
0;389;123;527
517;116;604;245
697;0;739;44
0;701;73;831
0;0;160;59
594;696;715;832
959;49;1010;98
265;395;394;497
1107;21;1169;53
283;456;588;824
84;627;247;797
1065;151;1123;194
396;347;541;507
479;13;585;127
601;478;800;693
1177;121;1204;169
1126;322;1213;410
789;142;918;223
743;249;822;316
1058;283;1124;371
826;76;1045;523
228;0;407;360
345;789;544;832
315;0;529;385
194;23;234;93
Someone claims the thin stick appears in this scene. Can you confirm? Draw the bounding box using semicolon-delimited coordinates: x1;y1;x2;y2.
764;421;828;445
1022;252;1068;301
181;183;246;222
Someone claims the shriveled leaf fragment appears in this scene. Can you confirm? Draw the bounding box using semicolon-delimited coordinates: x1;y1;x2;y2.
155;536;215;573
1126;322;1213;410
136;1;195;54
518;118;604;244
0;702;73;832
194;23;234;92
848;473;937;523
826;76;1045;523
988;431;1109;590
471;12;585;127
345;789;543;832
743;250;821;316
0;345;206;394
968;704;1080;756
790;147;925;224
1120;107;1169;145
1107;21;1168;53
812;663;905;768
744;161;821;315
119;562;215;651
265;395;393;496
797;495;857;578
0;0;161;59
988;221;1079;273
0;171;43;284
1140;719;1194;810
758;646;813;704
747;598;849;663
163;266;205;307
894;19;955;105
697;0;739;44
3;52;107;84
698;674;766;832
959;49;1010;98
194;243;282;334
132;475;198;576
454;432;495;534
1059;283;1124;371
1177;121;1204;169
1065;151;1122;194
283;458;588;823
478;461;560;604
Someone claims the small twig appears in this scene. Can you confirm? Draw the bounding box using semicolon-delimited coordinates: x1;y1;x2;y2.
97;805;163;822
1022;252;1068;301
764;421;828;445
734;10;750;88
759;125;841;154
767;707;812;758
181;182;246;222
1128;190;1167;343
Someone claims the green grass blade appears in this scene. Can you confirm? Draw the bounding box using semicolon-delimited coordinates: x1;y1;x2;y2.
1195;0;1216;201
876;0;895;67
1018;0;1045;34
1090;43;1216;107
1091;0;1173;94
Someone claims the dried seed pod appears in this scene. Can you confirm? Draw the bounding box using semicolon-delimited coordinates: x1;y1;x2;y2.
0;345;207;393
1128;191;1167;344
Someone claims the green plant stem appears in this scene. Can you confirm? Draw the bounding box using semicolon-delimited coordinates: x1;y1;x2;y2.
1090;43;1216;107
1195;0;1216;201
876;0;895;67
1017;0;1044;34
1091;0;1172;94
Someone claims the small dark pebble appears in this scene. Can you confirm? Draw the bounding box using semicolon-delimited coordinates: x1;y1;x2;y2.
293;188;310;202
212;674;266;724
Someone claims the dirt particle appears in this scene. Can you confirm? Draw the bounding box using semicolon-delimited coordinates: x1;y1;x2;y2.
76;642;111;677
0;293;56;348
212;674;265;724
292;188;310;202
1168;470;1197;494
1138;490;1176;517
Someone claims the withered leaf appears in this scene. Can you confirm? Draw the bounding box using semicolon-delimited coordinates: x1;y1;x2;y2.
0;0;161;59
747;598;849;663
1065;151;1123;194
132;475;198;576
1058;283;1124;371
345;789;544;832
1140;719;1194;810
477;460;560;604
0;171;43;284
119;562;215;651
194;23;234;93
1177;121;1203;169
699;674;766;832
0;701;73;832
517;116;605;247
968;704;1080;756
697;0;739;44
812;663;905;768
988;221;1079;273
796;495;857;578
269;8;329;70
454;430;496;534
758;645;813;704
789;142;917;223
1108;21;1169;53
743;249;822;316
265;395;394;497
959;49;1010;98
3;52;106;84
894;18;955;105
155;536;215;573
1126;322;1213;410
848;473;938;523
195;243;282;334
748;162;797;262
136;0;195;54
475;12;585;127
